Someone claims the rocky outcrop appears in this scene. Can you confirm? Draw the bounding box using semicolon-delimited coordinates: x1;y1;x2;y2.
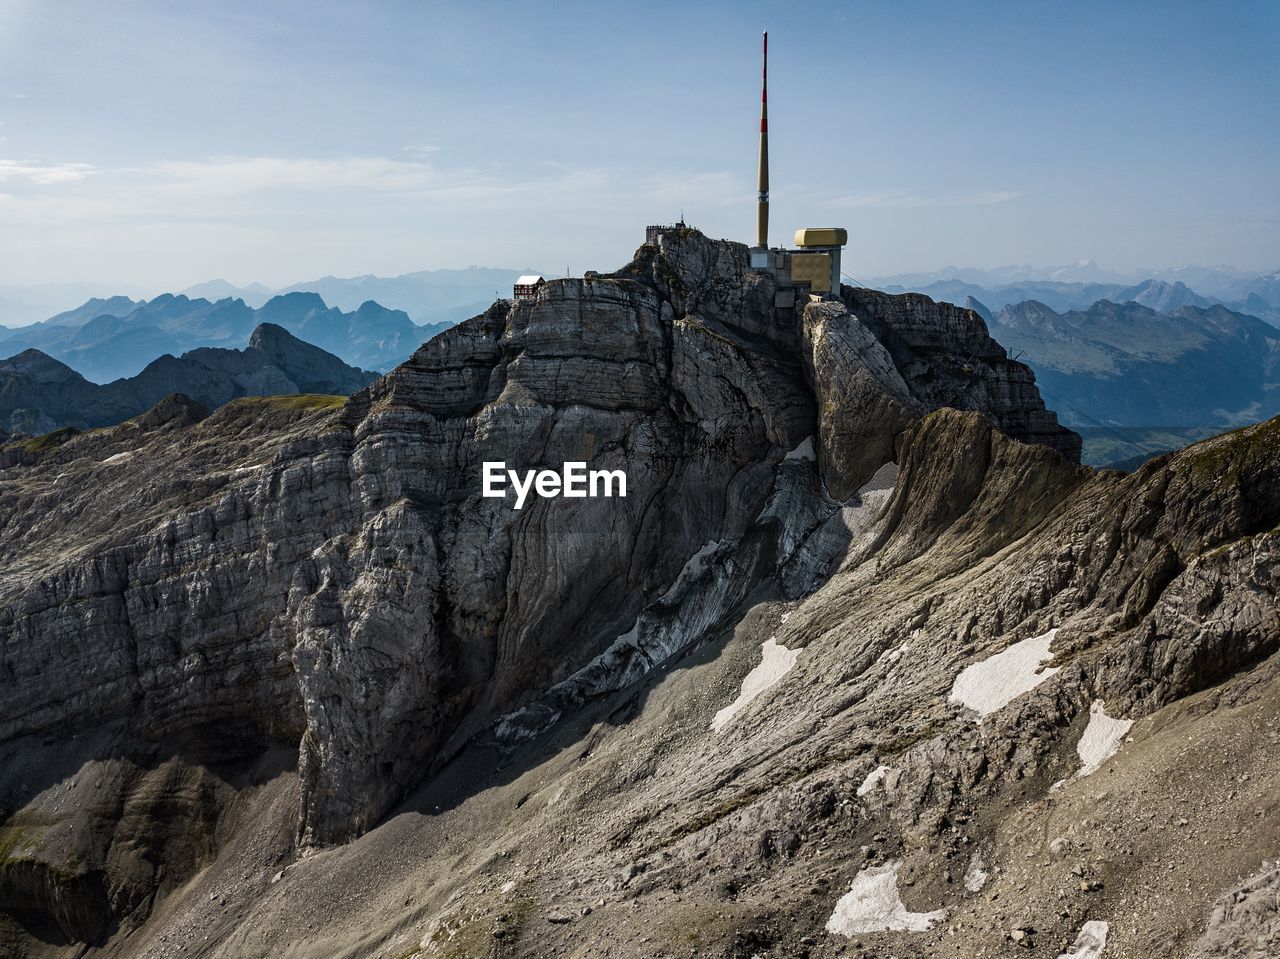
78;406;1271;959
0;323;375;435
0;228;1175;956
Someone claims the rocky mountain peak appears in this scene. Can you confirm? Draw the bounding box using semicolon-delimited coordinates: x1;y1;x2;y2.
246;320;303;353
2;226;1080;852
0;348;85;385
3;227;1279;957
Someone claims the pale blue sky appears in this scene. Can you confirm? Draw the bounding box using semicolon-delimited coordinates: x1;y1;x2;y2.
0;0;1277;290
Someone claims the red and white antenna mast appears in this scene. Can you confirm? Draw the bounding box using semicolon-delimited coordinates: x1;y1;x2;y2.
757;31;769;250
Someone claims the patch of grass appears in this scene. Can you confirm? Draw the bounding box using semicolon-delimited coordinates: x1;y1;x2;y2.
1184;417;1280;482
681;318;739;352
0;825;36;862
428;889;536;959
0;815;79;881
659;903;720;948
878;721;939;757
9;426;81;456
237;393;347;413
669;791;763;843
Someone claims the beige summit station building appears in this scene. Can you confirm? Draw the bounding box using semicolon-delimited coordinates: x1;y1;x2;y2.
748;31;847;303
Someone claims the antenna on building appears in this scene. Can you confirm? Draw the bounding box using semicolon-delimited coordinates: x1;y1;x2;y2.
745;30;848;302
757;30;769;250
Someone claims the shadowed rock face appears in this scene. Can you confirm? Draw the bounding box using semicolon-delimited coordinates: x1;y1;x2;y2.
0;230;1094;946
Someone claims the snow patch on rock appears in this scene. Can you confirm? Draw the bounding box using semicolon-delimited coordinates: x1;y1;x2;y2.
100;451;134;465
856;765;891;798
784;435;817;462
712;637;800;732
963;853;989;892
825;862;945;935
1058;920;1108;958
840;488;892;538
949;629;1060;718
1076;701;1133;777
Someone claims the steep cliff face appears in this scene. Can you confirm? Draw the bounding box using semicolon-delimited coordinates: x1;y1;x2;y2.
0;229;1170;955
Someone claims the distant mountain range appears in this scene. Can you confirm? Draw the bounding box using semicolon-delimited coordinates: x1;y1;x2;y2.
6;258;1280;470
0;292;450;382
0;266;543;330
986;299;1280;431
868;260;1276;298
1;323;375;436
868;264;1280;324
867;263;1280;465
204;267;541;326
1071;426;1223;470
0;282;150;331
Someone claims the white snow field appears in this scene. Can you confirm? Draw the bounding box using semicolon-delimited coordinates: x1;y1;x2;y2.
1076;701;1133;777
949;629;1060;718
824;862;945;935
711;637;800;732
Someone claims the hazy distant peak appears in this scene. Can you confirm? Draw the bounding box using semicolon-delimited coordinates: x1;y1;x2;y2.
353;299;406;319
259;291;330;317
180;278;273;301
246;321;299;352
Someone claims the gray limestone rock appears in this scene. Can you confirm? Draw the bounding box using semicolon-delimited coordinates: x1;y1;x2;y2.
0;228;1146;955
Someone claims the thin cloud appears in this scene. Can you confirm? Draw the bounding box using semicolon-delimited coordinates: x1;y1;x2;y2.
0;159;95;184
145;155;468;195
0;153;745;226
833;189;1022;209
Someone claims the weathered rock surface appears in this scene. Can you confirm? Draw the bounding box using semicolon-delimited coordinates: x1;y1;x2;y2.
1;229;1273;959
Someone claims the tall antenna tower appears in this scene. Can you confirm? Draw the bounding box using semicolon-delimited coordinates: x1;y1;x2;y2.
757;31;769;249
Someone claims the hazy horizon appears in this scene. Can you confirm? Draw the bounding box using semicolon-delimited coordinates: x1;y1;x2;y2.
1;254;1275;323
1;0;1278;290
